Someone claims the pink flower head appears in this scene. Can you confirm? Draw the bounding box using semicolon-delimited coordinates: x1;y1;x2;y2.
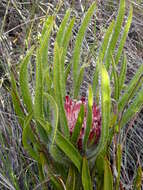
64;96;101;150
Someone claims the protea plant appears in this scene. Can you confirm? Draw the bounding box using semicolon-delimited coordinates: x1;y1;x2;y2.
64;95;101;150
10;0;143;189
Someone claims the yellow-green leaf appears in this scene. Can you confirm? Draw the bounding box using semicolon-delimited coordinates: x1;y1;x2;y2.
83;85;93;151
115;144;122;190
134;166;142;190
19;46;34;113
105;0;125;70
55;131;82;172
115;5;133;65
82;157;93;190
88;64;111;162
22;112;39;160
11;73;25;127
66;166;76;190
104;157;113;190
73;2;96;96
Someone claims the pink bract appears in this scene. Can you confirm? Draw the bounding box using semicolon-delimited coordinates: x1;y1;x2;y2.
64;96;101;150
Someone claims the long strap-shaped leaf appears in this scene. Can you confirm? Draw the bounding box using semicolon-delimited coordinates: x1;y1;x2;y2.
99;20;115;62
71;104;85;145
118;64;143;112
118;53;127;94
82;157;93;190
40;16;54;71
65;61;72;83
92;20;115;97
104;157;113;190
83;85;93;151
111;54;119;101
66;166;76;190
44;93;58;145
44;67;53;93
55;131;82;172
22;112;39;161
36;118;51;136
11;73;25;127
92;61;99;97
55;10;75;98
34;49;44;119
105;0;125;70
61;18;75;97
120;88;143;128
87;64;111;162
115;5;133;65
19;46;34;113
62;17;75;62
73;2;96;98
41;15;54;41
56;9;71;46
73;64;86;98
53;43;70;138
39;152;66;190
133;166;142;190
116;144;122;190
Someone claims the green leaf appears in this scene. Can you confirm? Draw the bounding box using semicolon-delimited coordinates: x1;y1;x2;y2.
51;176;65;190
55;131;82;172
41;15;54;41
104;157;113;190
65;62;72;83
34;48;50;143
88;64;111;162
36;118;51;136
62;17;75;58
98;20;115;62
119;53;127;94
53;42;70;138
115;5;133;65
44;67;53;93
55;10;74;98
66;166;76;190
105;0;125;70
92;63;99;97
40;16;54;70
116;144;122;190
120;88;143;128
60;17;75;97
71;104;85;145
91;155;104;189
44;93;58;145
56;9;71;46
22;112;39;160
34;49;44;119
53;42;61;100
73;2;96;95
111;54;119;101
39;152;65;190
19;46;34;113
118;64;143;112
38;156;45;184
50;143;70;167
11;73;25;127
94;155;104;176
39;17;54;108
82;157;93;190
73;64;86;99
92;20;114;98
83;85;93;151
134;166;142;190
